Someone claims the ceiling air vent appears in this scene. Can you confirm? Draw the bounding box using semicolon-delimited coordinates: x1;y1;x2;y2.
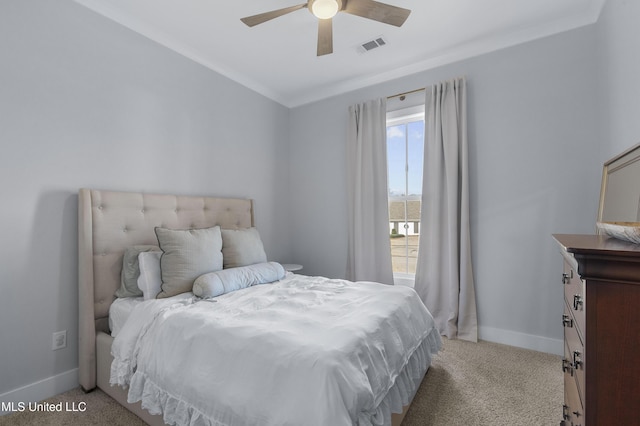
357;36;387;54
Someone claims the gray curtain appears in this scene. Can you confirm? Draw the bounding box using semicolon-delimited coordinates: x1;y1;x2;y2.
346;98;394;284
415;77;478;342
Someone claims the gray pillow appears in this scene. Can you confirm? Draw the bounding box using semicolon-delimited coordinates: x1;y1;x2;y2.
116;245;161;298
221;227;267;268
155;226;223;298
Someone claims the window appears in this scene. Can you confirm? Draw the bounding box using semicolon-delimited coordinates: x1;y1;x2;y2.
386;106;425;277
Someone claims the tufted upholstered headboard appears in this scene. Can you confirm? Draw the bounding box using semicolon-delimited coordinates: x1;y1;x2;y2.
78;188;254;391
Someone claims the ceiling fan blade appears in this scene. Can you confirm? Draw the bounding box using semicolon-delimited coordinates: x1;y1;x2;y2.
241;4;307;27
317;18;333;56
343;0;411;27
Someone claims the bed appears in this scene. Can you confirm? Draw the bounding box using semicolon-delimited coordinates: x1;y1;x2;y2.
78;188;441;426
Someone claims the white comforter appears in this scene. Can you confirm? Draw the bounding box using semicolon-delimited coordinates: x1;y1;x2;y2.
111;274;440;426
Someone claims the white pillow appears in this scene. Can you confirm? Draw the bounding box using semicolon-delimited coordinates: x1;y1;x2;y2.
137;251;163;300
193;262;286;298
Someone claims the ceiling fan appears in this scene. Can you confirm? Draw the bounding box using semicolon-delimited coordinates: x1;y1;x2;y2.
240;0;411;56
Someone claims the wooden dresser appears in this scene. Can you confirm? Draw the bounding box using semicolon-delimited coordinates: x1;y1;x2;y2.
553;234;640;426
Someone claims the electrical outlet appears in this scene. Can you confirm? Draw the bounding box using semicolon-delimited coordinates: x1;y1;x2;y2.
52;330;67;351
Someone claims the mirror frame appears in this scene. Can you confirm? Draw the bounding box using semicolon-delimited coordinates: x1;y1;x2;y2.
597;143;640;224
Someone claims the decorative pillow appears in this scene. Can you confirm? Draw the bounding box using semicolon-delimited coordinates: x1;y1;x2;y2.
137;251;163;300
155;226;223;298
116;245;161;298
193;262;286;298
221;227;267;269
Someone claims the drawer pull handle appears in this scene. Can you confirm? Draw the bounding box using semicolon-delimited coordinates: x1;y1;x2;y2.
573;350;583;370
562;404;570;420
573;294;583;311
562;272;571;284
560;404;581;424
562;314;573;328
562;358;574;376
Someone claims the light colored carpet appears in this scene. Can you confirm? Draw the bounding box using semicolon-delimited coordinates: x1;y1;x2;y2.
402;339;561;425
0;338;561;426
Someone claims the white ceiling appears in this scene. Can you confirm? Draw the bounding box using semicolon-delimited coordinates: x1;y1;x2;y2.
73;0;606;107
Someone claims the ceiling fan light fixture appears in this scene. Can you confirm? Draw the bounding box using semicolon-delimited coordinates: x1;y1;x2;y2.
240;0;410;56
310;0;340;19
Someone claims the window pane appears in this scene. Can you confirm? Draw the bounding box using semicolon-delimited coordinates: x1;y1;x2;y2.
407;120;424;197
388;201;420;274
389;201;408;273
386;114;424;278
387;124;406;197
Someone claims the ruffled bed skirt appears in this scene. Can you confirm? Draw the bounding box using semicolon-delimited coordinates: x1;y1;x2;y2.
362;328;441;426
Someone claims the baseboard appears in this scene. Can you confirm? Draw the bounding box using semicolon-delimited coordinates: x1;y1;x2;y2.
0;369;78;415
479;326;563;356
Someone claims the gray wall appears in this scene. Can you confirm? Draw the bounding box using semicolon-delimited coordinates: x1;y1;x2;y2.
0;1;291;396
596;0;640;159
289;26;602;352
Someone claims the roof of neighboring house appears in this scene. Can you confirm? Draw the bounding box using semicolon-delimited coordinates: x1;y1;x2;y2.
389;200;421;221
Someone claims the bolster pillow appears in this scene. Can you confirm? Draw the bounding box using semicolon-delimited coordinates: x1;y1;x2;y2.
193;262;286;298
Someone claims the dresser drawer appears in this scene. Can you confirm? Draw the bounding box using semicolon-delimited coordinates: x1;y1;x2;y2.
563;262;585;338
563;345;584;426
563;301;585;404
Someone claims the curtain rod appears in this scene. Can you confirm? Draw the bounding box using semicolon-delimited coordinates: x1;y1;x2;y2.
387;87;425;101
388;76;468;100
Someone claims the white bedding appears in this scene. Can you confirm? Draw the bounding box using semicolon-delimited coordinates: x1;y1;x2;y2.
109;296;143;338
109;293;194;338
111;274;441;426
